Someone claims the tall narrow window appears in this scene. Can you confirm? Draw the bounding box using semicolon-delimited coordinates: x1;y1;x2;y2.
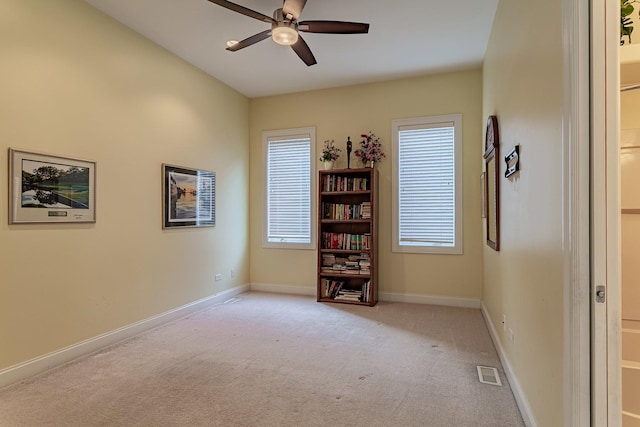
392;115;462;254
263;127;316;249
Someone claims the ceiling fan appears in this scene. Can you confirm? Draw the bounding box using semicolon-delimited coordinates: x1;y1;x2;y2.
207;0;370;66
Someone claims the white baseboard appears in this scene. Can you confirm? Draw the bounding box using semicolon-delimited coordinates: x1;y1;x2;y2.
480;302;537;427
249;285;480;309
250;282;315;296
380;291;480;308
0;284;250;389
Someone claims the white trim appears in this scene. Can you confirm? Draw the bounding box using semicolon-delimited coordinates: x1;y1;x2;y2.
591;0;623;425
249;284;480;308
591;0;610;423
561;0;592;425
261;126;317;250
606;3;623;424
380;291;479;308
0;284;249;389
391;114;463;255
250;282;316;296
481;302;537;427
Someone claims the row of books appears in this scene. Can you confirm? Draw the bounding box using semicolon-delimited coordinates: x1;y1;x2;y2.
321;175;369;192
322;202;372;220
322;279;371;302
321;232;371;250
321;253;370;275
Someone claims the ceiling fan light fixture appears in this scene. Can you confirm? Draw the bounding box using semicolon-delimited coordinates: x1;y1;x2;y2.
208;0;369;66
272;25;298;46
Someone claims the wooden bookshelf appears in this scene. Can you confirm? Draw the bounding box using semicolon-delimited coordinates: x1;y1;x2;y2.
317;168;378;306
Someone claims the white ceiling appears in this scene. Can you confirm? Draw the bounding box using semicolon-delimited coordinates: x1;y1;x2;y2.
84;0;499;98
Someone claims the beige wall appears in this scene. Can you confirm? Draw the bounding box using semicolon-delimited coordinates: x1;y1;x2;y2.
482;0;564;425
249;70;484;299
0;0;250;370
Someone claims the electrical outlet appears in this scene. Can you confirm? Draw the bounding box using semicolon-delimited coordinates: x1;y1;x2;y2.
215;273;222;281
230;268;236;278
502;314;507;331
508;328;515;343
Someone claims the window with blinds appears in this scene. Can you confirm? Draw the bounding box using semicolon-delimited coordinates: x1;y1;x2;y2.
262;127;316;249
392;115;462;254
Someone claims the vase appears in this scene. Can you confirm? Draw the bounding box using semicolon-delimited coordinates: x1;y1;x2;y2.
369;160;375;168
323;161;333;170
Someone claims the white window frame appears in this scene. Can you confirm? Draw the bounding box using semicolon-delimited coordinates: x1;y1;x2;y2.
392;114;463;254
262;127;316;250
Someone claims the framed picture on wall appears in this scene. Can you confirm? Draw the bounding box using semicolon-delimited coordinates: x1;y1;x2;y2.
9;148;96;224
162;164;216;229
481;172;486;218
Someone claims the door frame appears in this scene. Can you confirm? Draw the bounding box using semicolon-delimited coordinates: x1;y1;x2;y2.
562;0;592;425
590;0;622;425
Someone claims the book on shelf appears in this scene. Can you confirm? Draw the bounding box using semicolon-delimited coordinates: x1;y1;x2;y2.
323;279;345;299
321;232;371;251
334;294;362;302
322;253;336;266
320;252;371;274
360;202;372;219
361;280;370;302
321;203;364;220
323;279;370;302
322;175;369;192
320;202;372;220
331;283;369;302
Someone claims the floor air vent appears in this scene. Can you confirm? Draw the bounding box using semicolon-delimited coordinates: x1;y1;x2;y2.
476;366;502;386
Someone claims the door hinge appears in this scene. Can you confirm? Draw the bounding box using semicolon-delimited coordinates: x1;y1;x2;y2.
595;285;606;303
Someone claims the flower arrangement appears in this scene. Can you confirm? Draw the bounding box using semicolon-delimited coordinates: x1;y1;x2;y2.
320;139;341;162
354;131;385;166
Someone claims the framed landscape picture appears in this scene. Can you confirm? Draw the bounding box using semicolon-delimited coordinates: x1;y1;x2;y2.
162;164;216;229
9;149;96;224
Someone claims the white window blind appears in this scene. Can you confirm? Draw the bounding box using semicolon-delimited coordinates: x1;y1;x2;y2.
263;127;316;249
393;115;462;254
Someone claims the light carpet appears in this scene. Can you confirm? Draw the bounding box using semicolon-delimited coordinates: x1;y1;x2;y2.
0;292;525;426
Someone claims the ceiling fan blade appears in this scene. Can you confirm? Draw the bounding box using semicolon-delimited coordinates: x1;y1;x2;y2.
298;21;370;34
207;0;274;24
291;35;317;66
282;0;307;20
226;30;272;52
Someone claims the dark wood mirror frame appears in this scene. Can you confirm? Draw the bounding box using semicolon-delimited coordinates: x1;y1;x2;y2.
484;116;500;251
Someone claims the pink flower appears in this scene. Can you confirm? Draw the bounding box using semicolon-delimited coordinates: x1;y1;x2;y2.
353;131;385;165
320;139;341;162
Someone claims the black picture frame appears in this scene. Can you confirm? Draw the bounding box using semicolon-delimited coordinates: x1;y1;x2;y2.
483;115;500;251
162;164;216;229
